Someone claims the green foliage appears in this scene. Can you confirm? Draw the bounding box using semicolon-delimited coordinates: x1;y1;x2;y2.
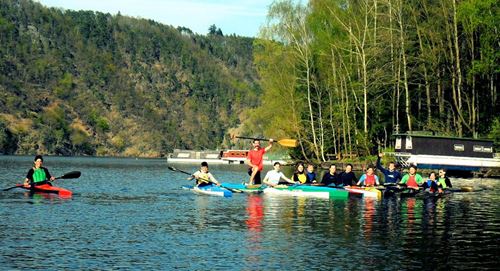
488;118;500;149
96;117;110;133
0;121;9;153
248;0;499;161
0;0;261;157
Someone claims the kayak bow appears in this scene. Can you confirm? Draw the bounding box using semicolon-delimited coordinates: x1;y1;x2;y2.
15;183;72;197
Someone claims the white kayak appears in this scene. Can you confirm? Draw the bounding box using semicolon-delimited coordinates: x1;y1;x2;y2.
344;186;382;199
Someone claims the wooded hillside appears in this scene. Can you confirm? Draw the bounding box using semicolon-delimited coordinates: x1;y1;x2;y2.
1;0;498;160
0;0;261;156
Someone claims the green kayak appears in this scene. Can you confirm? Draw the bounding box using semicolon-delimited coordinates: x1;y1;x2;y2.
263;184;349;199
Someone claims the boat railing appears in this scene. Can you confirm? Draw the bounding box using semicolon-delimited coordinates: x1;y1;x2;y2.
384;152;412;168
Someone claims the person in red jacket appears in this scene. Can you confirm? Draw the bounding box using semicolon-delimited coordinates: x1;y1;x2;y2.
246;138;273;185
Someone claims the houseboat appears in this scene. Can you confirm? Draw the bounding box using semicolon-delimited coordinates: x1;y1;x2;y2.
167;149;227;164
390;132;500;175
221;150;249;164
167;149;290;165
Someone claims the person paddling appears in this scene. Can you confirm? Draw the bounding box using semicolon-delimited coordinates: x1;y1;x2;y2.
246;138;273;185
376;153;402;184
306;164;317;183
291;162;310;184
399;165;423;190
357;166;380;187
422;172;439;193
321;164;341;186
262;162;296;187
437;168;452;193
24;155;55;188
339;164;358;187
190;162;220;187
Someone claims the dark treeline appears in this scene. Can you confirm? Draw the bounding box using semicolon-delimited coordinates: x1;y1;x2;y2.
0;0;261;156
244;0;499;162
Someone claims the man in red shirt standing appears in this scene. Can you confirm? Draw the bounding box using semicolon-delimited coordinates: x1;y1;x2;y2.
246;139;274;185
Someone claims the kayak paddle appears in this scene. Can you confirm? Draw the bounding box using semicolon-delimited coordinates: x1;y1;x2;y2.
2;171;81;191
167;166;242;193
233;136;298;148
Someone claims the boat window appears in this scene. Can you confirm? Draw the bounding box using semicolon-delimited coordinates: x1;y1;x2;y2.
454;144;465;151
395;137;402;149
483;147;492;153
473;145;483;152
405;136;412;150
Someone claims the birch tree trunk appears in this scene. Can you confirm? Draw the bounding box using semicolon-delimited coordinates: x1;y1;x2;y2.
396;0;412;131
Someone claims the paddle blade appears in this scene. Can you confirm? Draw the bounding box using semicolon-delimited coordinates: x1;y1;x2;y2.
3;184;23;191
277;139;298;147
57;171;81;180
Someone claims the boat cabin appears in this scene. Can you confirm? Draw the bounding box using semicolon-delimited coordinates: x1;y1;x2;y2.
391;132;499;172
394;133;494;158
222;150;249;164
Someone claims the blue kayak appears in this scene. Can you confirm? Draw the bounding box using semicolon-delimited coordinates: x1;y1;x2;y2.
182;184;232;197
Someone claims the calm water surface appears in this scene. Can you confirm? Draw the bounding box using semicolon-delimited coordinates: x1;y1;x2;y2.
0;156;499;270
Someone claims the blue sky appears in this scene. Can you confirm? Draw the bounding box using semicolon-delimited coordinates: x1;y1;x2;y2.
36;0;273;37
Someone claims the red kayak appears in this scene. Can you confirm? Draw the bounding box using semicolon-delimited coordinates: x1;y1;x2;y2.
16;183;72;197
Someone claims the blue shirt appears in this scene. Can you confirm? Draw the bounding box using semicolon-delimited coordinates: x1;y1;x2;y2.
377;157;402;184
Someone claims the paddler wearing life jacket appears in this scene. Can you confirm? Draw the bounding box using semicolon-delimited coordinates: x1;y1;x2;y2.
437;168;453;192
191;161;220;187
291;162;310;184
306;164;317;183
399;165;423;189
422;172;439;193
357;166;380;187
24;155;55;187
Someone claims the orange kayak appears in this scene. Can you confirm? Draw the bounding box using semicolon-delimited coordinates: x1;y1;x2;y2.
16;183;72;197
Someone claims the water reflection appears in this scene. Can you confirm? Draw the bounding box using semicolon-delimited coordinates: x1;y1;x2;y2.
245;194;263;233
1;156;498;270
362;198;376;240
244;194;263;267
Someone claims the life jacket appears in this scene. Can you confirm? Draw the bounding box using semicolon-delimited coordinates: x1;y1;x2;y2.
32;168;47;183
406;175;418;188
293;173;308;184
364;174;376;186
425;180;436;192
196;172;211;185
438;177;448;189
306;172;316;182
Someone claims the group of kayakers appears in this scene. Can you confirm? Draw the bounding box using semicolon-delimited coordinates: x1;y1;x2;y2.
186;138;453;195
22;138;453;196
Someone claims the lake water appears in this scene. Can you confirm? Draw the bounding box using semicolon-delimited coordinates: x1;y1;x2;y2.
0;156;498;270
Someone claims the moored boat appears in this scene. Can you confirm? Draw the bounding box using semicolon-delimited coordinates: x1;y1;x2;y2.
390;132;500;176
